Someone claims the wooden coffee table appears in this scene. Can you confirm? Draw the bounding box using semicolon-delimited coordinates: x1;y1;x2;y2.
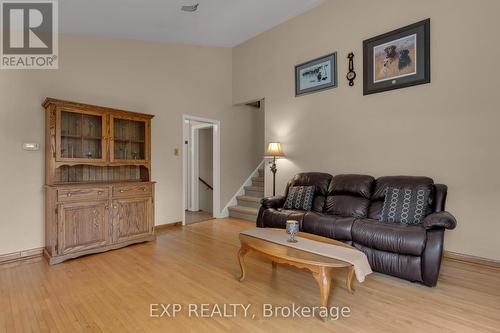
238;229;356;312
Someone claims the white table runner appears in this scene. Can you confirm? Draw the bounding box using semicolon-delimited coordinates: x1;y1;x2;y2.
241;228;372;282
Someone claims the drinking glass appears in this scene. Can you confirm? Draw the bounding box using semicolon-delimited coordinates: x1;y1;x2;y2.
286;220;299;243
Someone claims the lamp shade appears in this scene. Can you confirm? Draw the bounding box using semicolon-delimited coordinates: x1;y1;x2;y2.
265;142;285;157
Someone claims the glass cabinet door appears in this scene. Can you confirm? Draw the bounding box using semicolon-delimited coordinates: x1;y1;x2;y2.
111;116;147;162
57;109;106;162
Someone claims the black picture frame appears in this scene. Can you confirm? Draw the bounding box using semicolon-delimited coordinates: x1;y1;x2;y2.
363;19;430;95
295;52;337;97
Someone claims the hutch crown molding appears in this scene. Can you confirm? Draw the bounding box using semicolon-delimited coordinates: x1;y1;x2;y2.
43;98;155;264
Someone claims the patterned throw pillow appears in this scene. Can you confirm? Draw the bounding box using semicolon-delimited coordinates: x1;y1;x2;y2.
380;187;430;225
283;186;315;211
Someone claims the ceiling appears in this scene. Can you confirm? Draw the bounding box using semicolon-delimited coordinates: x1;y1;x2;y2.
59;0;325;47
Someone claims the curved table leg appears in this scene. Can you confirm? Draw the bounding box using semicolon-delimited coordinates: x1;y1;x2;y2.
346;266;355;294
237;244;249;282
312;266;333;320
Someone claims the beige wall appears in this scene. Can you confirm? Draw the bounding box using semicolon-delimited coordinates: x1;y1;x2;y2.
0;35;262;255
233;0;500;260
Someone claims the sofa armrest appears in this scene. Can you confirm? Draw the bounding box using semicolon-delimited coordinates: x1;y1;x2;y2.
261;196;286;209
423;211;457;230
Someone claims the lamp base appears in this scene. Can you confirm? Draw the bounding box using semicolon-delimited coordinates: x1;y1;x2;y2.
269;157;277;196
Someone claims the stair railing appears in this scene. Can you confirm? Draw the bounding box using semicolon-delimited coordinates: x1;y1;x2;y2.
199;177;213;190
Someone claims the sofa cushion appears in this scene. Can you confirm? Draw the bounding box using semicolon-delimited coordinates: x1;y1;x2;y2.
329;174;374;198
260;196;286;209
286;172;332;195
302;212;355;241
325;196;371;218
380;187;431;225
351;218;427;256
369;176;434;220
324;174;374;218
261;208;306;230
285;173;333;212
283;186;315;211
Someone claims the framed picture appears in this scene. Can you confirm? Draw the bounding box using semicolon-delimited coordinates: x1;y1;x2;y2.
295;52;337;96
363;19;430;95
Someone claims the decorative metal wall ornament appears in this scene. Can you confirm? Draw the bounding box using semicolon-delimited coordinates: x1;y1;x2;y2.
346;52;356;86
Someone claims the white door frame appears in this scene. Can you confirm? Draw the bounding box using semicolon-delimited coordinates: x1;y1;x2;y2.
190;123;213;212
182;115;221;225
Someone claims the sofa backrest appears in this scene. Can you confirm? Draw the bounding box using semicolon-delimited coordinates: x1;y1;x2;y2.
432;184;448;212
324;174;375;218
368;176;436;219
284;173;448;217
285;172;332;212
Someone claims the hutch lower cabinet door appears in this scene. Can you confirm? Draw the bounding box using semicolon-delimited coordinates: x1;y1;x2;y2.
112;197;153;243
58;201;110;255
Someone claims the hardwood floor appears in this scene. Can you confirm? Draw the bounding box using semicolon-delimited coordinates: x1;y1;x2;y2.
185;210;214;224
1;218;499;332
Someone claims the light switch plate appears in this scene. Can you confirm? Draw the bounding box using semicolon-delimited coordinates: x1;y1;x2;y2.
23;142;40;151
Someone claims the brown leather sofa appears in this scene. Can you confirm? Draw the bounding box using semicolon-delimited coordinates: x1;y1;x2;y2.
256;173;457;286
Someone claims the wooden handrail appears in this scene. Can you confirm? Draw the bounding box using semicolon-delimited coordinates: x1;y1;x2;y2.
199;177;213;190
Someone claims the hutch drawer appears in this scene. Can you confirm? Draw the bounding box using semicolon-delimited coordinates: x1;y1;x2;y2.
113;183;152;198
58;187;109;202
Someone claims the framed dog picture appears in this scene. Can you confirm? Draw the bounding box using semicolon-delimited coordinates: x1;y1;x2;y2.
363;19;430;95
295;52;337;96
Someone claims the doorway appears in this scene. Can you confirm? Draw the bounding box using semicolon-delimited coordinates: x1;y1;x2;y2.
182;115;221;225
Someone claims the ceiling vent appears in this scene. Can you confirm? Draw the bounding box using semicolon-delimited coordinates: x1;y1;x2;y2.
181;4;199;12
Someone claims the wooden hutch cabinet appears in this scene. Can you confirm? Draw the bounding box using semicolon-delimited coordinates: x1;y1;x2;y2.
43;98;155;264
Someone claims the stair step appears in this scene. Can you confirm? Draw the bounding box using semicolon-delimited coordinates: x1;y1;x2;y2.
244;185;264;198
237;195;261;203
228;205;259;222
246;190;264;198
258;169;264;176
245;185;264;191
252;176;264;186
229;205;259;214
237;195;262;209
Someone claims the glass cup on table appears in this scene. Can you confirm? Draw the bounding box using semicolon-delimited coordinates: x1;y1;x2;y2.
286;220;299;243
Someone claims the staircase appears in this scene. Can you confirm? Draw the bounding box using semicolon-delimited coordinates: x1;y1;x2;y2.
228;168;264;221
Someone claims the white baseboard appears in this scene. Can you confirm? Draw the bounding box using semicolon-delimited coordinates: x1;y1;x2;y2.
219;160;264;218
